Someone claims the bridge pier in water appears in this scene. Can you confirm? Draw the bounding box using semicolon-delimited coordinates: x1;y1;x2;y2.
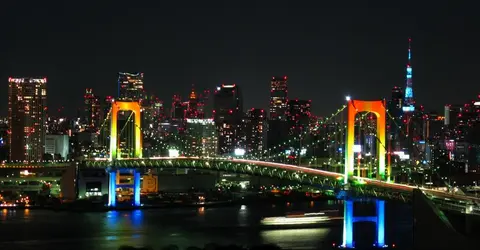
108;168;141;208
342;199;385;249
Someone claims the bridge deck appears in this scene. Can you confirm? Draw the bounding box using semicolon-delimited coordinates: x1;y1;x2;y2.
3;157;480;207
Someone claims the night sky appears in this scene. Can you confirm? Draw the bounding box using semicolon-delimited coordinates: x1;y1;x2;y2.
1;1;479;117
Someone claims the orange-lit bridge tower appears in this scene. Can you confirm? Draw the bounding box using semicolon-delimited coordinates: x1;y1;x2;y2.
344;100;389;183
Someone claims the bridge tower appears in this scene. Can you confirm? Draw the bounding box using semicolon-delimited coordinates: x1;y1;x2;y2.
108;101;142;207
108;169;141;207
109;101;142;160
342;199;386;248
345;100;388;183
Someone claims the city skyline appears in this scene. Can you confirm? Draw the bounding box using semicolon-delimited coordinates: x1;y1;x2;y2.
2;2;479;117
2;3;480;250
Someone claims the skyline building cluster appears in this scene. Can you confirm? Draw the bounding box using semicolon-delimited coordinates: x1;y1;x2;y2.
2;38;480;181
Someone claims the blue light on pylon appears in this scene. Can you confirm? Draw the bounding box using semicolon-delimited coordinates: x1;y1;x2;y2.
108;171;117;207
342;199;386;248
134;171;141;207
376;200;386;247
343;200;354;248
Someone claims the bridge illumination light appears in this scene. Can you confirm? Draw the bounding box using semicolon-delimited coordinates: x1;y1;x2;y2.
345;96;351;101
234;148;245;156
353;145;362;153
168;149;180;157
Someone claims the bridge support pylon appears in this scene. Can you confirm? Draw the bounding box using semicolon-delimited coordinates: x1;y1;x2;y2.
108;168;141;208
344;100;388;183
342;199;386;249
109;101;142;161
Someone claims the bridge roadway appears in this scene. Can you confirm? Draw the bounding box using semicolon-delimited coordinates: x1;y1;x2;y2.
229;158;480;204
3;157;480;208
94;156;480;206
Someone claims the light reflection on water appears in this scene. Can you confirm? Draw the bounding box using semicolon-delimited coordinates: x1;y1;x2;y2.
261;228;331;250
238;204;249;227
0;201;412;250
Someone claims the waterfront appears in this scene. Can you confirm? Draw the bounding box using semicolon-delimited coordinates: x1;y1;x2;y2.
0;201;413;250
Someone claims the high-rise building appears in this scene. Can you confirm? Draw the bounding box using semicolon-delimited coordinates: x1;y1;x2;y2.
286;99;312;133
0;121;8;160
186;118;218;157
198;89;211;118
444;104;464;128
186;88;200;119
213;84;243;155
424;112;445;141
8;77;47;161
84;88;101;131
243;108;267;154
389;86;403;117
213;84;242;122
44;134;69;160
171;94;186;120
142;95;164;129
388;86;404;151
118;72;144;102
402;39;415;113
269;76;288;121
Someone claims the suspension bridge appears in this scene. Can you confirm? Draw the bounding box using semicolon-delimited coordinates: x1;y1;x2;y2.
2;99;480;211
3;99;480;248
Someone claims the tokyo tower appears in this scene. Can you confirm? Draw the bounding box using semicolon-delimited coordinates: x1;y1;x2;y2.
402;38;415;112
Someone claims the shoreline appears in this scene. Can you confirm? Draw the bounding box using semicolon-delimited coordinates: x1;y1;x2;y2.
1;195;338;212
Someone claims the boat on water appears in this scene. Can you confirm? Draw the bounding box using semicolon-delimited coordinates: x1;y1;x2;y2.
260;210;343;228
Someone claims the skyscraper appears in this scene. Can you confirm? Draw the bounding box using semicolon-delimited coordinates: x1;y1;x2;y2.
186;118;218;157
243;108;267;154
402;38;414;113
213;84;243;122
213;84;243;155
389;86;403;116
269;76;288;121
286;99;312;133
8;77;47;161
118;72;145;102
84;88;101;131
186;87;200;119
142;95;164;129
198;89;211;118
388;86;404;151
171;94;186;120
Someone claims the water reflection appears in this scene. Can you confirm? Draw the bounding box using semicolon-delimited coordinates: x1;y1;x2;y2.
261;228;331;249
238;205;249;226
102;210;146;248
0;201;412;250
23;209;30;221
105;211;120;231
131;210;143;229
1;208;7;221
197;207;205;215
